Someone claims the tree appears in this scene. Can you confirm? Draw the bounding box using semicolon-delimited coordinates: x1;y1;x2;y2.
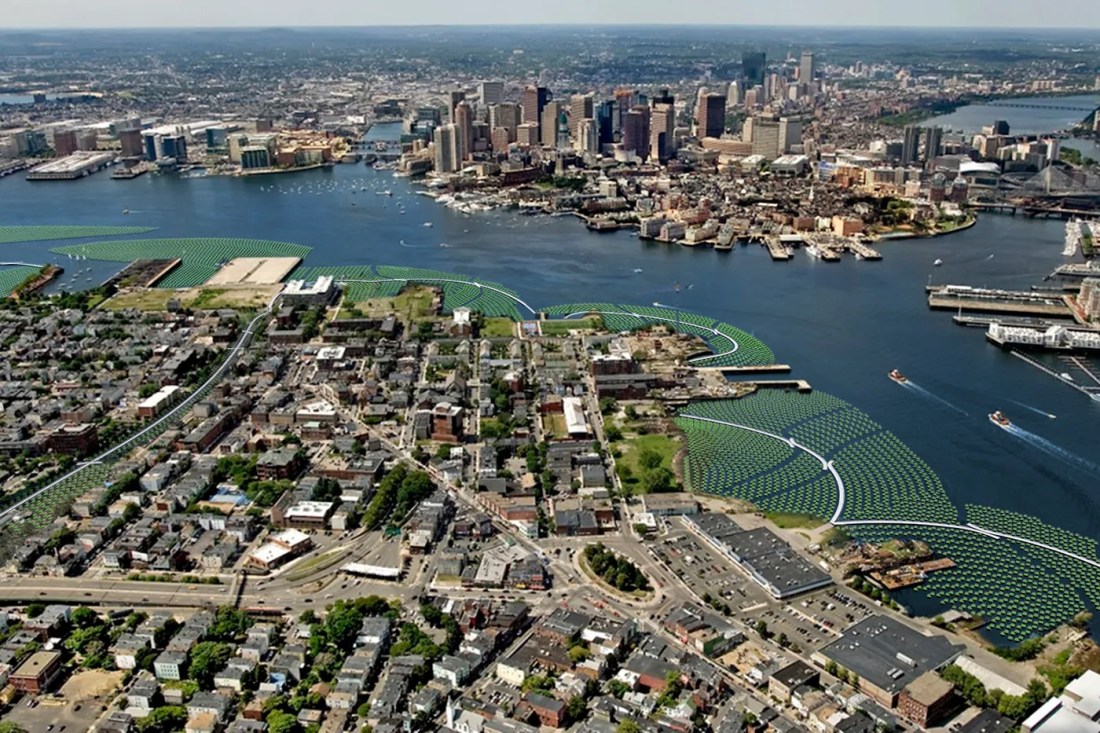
616;721;641;733
208;606;253;641
640;466;674;493
567;696;588;724
137;706;188;733
188;641;231;688
0;723;29;733
639;449;663;470
71;606;100;628
266;710;300;733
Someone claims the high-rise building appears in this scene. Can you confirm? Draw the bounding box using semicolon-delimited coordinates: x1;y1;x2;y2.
454;101;474;161
799;50;815;84
923;126;943;162
652;88;675;107
576;118;599;154
490;127;511;153
516;122;539;148
119;128;145;159
521;85;551;130
433;123;458;173
53;129;78;157
779;117;803;154
622;107;650;160
478;81;504;107
540;101;562;148
160;135;187;162
650;103;675;163
748;116;781;159
695;92;727;139
596;101;615;146
902;125;921;165
489;103;522;140
448;90;466;122
728;81;742;107
572;94;598;129
614;88;637;134
743;51;767;87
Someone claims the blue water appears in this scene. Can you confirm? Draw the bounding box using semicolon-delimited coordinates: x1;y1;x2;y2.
2;124;1100;600
929;93;1100;135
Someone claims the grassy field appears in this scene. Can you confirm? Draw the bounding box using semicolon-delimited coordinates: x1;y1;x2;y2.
615;431;681;493
103;285;280;311
359;284;438;322
482;318;516;337
542;413;569;439
764;512;825;530
540;317;603;335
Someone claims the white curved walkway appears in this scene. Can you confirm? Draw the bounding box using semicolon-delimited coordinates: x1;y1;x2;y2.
564;308;739;364
678;412;1100;572
338;277;536;315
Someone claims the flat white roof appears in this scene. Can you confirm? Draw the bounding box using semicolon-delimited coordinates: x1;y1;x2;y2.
250;542;290;564
272;528;311;547
562;396;589;435
138;385;181;410
286;501;334;519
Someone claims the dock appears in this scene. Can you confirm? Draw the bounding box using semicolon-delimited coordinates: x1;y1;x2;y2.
928;285;1073;317
741;379;813;393
693;364;793;375
1010;350;1100;400
953;315;1071;329
847;241;882;260
765;236;791;261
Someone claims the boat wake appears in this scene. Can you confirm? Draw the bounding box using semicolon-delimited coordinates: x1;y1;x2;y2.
1006;399;1056;420
903;381;969;416
1003;425;1100;475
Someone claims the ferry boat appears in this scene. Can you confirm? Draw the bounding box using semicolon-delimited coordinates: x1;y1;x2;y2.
806;244;823;260
988;410;1012;429
888;369;908;385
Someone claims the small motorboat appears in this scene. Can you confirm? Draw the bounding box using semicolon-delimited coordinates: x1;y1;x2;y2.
888;369;908;385
989;410;1011;429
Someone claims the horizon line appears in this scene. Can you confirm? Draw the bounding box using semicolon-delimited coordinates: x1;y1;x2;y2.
3;22;1100;32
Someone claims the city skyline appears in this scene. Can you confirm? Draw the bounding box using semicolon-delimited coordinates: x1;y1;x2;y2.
7;0;1100;29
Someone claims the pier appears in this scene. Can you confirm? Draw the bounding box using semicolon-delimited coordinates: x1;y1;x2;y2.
1010;350;1100;400
928;285;1073;317
694;364;792;375
846;241;882;260
764;236;791;261
741;379;813;393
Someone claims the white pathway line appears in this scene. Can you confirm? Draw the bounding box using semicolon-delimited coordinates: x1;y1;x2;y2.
338;277;536;315
0;307;272;524
562;308;739;364
678;412;1100;572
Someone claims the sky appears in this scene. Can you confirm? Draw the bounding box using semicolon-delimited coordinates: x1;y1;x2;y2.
6;0;1100;29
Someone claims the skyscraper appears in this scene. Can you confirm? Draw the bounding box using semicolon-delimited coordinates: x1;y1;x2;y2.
778;117;803;154
572;94;598;129
727;81;742;107
652;88;675;107
695;92;727;139
448;90;466;123
521;85;550;127
614;88;637;135
902;125;921;165
540;101;562;148
454;101;474;162
924;126;943;162
799;50;815;84
622;106;650;160
576;118;599;154
478;81;504;107
119;128;145;159
596;101;615;147
742;51;767;87
489;103;521;140
433;124;458;173
650;103;675;163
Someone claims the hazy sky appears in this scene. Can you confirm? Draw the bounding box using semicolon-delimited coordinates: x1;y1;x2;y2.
7;0;1100;29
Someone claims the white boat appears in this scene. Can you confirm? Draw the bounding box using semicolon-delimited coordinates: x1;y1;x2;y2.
933;259;943;267
633;268;643;273
1060;372;1074;381
423;222;433;228
806;244;823;260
